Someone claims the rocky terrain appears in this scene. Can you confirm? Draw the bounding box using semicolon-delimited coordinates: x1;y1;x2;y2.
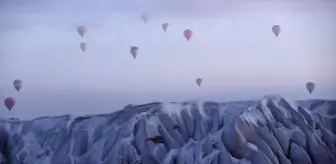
0;95;335;164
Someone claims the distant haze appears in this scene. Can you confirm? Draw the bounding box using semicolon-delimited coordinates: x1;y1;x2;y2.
1;0;336;119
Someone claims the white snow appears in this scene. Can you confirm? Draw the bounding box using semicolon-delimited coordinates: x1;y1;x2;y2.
246;142;258;152
1;96;335;164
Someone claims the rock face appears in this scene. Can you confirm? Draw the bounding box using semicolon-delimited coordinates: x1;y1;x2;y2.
0;96;335;164
0;127;8;164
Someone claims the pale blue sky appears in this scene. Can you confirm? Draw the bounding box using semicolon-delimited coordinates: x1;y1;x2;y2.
1;0;336;119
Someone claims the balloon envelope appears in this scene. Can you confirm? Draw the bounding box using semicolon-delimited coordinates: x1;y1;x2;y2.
272;25;281;37
196;78;202;87
77;25;86;37
162;23;169;33
306;82;315;94
80;42;88;52
4;97;15;111
130;46;139;59
13;79;22;91
141;13;148;23
184;29;193;41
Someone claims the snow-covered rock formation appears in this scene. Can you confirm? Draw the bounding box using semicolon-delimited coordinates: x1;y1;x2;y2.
0;95;335;164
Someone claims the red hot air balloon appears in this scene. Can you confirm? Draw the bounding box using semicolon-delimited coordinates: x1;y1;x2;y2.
4;97;15;111
183;29;193;41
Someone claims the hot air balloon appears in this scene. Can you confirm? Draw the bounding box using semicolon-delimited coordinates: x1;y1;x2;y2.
130;46;139;59
13;79;22;91
4;97;15;111
184;29;193;41
162;23;169;33
141;13;149;24
306;82;315;94
77;25;87;38
80;42;88;52
196;78;202;87
272;25;281;37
